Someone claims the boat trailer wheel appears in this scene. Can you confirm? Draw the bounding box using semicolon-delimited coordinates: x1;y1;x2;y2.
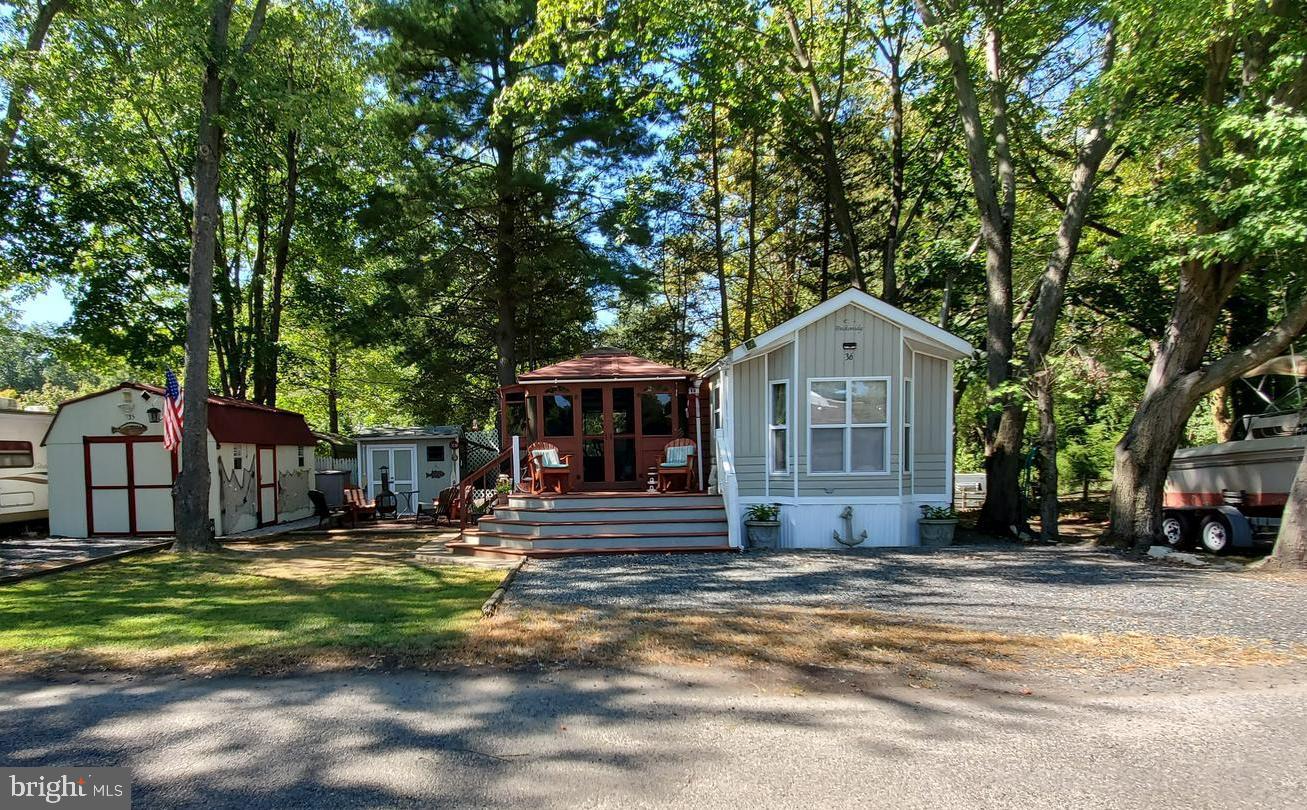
1161;513;1190;548
1200;515;1232;554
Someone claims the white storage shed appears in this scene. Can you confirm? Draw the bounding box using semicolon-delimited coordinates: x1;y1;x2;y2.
43;383;318;537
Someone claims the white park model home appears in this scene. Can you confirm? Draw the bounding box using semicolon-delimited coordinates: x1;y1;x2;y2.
704;287;973;548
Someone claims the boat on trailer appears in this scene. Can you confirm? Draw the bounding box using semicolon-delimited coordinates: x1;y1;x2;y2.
1162;355;1306;553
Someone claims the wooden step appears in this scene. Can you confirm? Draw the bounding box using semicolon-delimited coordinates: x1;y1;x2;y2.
508;493;724;511
462;530;730;550
476;517;729;537
490;505;727;522
446;541;735;559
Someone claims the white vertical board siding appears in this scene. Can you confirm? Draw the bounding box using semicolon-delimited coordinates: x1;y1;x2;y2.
218;442;260;535
276;445;314;522
732;355;767;496
796;303;901;496
913;354;949;493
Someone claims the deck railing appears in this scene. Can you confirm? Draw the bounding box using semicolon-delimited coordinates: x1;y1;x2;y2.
454;437;528;535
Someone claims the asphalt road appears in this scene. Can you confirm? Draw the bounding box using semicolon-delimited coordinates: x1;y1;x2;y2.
3;665;1306;809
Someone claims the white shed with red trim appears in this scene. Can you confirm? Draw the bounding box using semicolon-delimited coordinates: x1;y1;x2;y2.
43;383;318;538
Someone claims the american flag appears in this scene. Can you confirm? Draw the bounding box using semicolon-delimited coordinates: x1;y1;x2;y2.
163;369;183;453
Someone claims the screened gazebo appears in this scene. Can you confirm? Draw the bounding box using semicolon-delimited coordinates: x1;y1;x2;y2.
497;348;711;491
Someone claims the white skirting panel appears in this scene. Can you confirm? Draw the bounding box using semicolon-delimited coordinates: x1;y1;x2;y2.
736;496;952;548
738;498;897;548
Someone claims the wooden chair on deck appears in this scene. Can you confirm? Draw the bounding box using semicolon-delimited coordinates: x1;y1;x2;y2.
417;486;456;527
526;441;572;494
343;484;378;527
656;438;697;492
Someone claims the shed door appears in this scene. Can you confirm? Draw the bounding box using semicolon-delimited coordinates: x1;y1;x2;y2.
85;437;175;536
131;441;175;533
257;445;277;526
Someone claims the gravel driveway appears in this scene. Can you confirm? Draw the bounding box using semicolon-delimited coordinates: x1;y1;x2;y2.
510;546;1307;647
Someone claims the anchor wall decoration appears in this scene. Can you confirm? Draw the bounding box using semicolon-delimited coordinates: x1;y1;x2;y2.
832;505;868;547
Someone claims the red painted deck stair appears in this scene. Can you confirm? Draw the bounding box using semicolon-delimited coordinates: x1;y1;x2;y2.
446;491;731;558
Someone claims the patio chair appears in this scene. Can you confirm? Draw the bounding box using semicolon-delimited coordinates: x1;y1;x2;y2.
526;441;572;494
308;490;347;528
343;484;378;527
656;438;697;492
417;486;456;527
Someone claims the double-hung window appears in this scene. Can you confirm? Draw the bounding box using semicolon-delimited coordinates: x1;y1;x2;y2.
768;380;789;475
808;377;890;474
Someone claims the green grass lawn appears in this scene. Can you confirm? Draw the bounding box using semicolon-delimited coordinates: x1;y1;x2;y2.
0;539;504;673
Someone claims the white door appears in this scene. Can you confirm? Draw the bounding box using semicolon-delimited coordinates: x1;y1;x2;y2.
87;441;130;535
367;445;417;514
131;441;175;534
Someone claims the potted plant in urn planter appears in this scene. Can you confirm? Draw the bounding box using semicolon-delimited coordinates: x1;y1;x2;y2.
744;503;782;550
918;504;960;547
495;475;513;506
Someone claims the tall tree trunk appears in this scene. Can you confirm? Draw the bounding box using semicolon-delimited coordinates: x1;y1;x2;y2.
249;180;270;401
173;0;269;553
781;7;865;289
492;130;518;388
326;339;340;434
919;1;1019;533
261;129;299;406
1034;364;1058;542
882;47;904;305
173;0;235;553
819;189;832;301
1265;447;1307;569
1210;387;1236;442
709;102;730;354
743;127;759;340
0;0;69;183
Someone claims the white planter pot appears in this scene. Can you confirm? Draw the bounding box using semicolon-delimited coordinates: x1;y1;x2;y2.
745;520;781;550
918;518;958;547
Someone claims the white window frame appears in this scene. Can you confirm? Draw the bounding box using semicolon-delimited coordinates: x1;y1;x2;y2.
768;379;790;476
806;376;892;476
902;376;913;474
711;382;722;431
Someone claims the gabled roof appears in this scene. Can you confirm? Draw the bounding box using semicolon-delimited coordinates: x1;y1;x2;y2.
353;425;462;440
518;348;696;382
42;382;317;447
711;288;974;369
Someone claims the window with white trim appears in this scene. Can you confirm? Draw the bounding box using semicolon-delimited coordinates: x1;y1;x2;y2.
711;383;721;430
768;380;789;475
902;378;913;473
808;377;890;474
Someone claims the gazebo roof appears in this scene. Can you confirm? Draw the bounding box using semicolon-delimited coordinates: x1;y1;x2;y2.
518;348;697;382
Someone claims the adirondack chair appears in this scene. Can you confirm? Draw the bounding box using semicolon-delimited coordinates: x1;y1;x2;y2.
417;485;456;527
308;490;347;528
526;441;572;494
656;438;697;492
343;484;377;526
